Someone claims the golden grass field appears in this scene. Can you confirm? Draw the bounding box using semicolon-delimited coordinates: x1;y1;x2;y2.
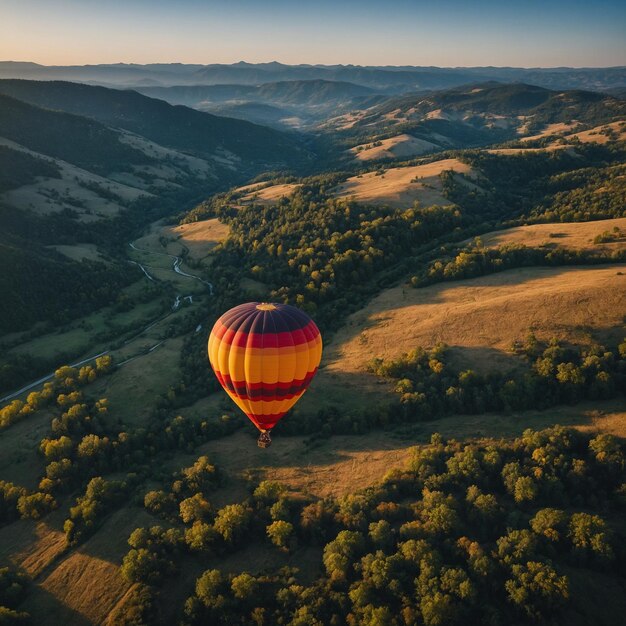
132;216;229;261
316;264;626;395
349;133;440;162
519;121;580;141
470;217;626;250
334;158;476;208
236;182;301;206
565;120;626;144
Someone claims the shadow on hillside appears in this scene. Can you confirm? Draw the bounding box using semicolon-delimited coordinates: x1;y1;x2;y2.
20;585;93;626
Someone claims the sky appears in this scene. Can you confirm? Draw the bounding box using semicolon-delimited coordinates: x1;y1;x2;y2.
1;0;625;68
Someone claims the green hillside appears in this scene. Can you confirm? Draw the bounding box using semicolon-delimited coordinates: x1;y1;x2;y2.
0;94;152;175
0;80;310;168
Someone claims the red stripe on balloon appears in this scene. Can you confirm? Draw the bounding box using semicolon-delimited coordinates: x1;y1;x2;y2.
212;320;320;348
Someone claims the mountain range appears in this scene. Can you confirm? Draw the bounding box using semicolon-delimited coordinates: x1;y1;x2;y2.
1;61;625;92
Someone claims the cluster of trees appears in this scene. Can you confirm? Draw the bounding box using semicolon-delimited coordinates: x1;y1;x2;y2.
533;162;626;223
594;226;624;244
410;239;626;288
0;566;30;623
122;479;290;585
447;144;626;225
0;357;112;430
212;176;463;329
0;356;240;531
64;476;131;545
118;426;624;625
369;337;625;420
0;144;60;193
143;455;221;524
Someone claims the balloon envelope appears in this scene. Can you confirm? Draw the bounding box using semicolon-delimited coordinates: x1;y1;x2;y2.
208;302;322;432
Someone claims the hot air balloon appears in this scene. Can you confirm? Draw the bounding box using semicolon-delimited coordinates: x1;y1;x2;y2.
208;302;322;448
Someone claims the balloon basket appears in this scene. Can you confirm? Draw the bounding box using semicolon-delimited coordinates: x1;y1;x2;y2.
257;431;272;448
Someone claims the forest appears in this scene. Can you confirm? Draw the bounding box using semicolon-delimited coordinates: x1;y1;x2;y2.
116;426;625;626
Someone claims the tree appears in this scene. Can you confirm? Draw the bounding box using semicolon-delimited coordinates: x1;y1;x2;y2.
144;490;176;519
231;572;259;601
179;494;211;525
323;530;365;583
254;480;286;504
530;508;568;543
213;504;252;545
267;520;294;551
568;513;614;562
513;476;538;504
40;436;73;462
368;520;393;550
505;561;569;620
497;530;538;566
195;569;227;609
185;522;219;553
17;492;56;520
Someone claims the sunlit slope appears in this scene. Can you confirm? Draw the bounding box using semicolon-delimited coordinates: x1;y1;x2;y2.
470;217;626;250
333;158;476;207
298;262;626;422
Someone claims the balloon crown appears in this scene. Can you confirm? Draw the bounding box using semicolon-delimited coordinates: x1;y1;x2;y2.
255;303;278;311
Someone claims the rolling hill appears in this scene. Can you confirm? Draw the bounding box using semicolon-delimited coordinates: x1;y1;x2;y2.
327;82;626;161
134;79;384;129
0;80;310;167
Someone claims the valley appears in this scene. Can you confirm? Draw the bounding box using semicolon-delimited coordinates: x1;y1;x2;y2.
0;66;624;626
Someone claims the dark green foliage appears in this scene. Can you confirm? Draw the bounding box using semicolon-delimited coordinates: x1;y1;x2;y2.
121;527;184;586
64;477;129;545
368;338;625;419
0;80;309;168
0;94;152;176
0;567;30;624
173;427;624;625
450;144;626;223
410;240;626;288
0;145;60;192
0;237;139;334
205;175;462;330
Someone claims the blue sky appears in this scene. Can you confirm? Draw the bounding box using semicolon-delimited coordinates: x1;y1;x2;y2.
1;0;625;67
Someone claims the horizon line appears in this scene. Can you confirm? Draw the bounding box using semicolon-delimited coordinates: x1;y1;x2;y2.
2;60;626;71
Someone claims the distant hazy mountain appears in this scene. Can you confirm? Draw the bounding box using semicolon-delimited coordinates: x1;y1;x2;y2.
133;79;384;129
1;61;624;92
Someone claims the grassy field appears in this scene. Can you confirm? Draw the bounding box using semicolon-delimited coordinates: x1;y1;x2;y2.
8;295;165;361
519;121;580;142
349;133;440;162
299;262;626;419
333;157;477;208
235;181;301;207
564;120;626;144
469;217;626;250
48;244;110;263
132;217;229;261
